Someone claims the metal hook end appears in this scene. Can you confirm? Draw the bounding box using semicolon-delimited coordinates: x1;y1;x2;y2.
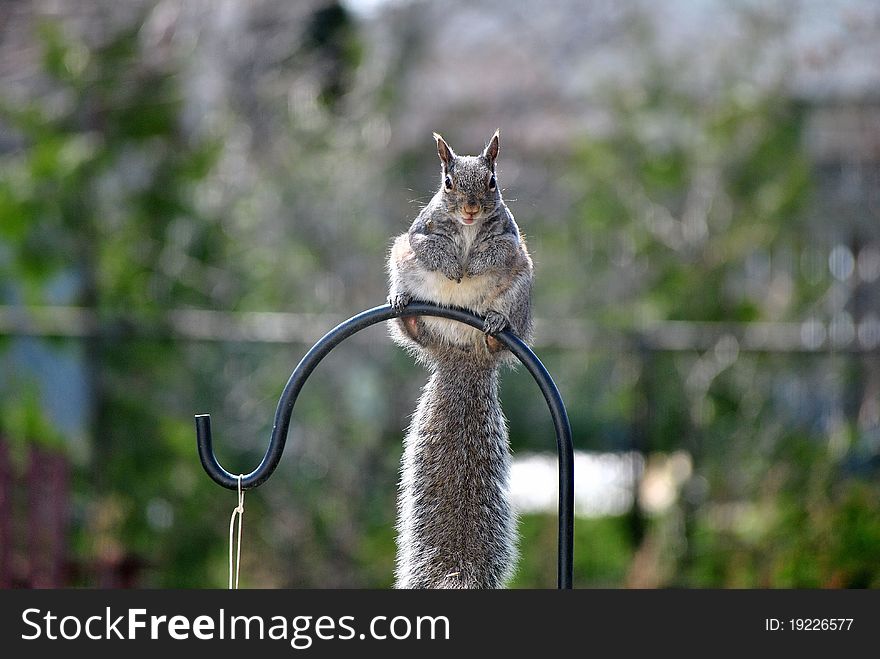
195;413;240;490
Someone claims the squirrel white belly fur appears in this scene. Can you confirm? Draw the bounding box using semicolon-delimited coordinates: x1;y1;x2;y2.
387;130;533;588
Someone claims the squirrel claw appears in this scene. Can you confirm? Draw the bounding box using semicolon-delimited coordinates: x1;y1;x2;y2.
389;293;413;311
483;311;509;336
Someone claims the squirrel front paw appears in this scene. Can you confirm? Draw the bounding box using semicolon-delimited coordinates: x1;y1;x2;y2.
441;261;464;283
388;292;413;310
483;310;509;335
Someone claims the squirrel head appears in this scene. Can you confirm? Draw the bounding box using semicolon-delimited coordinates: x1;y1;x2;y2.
433;130;501;226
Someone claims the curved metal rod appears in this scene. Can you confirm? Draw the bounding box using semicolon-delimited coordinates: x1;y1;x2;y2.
195;302;574;589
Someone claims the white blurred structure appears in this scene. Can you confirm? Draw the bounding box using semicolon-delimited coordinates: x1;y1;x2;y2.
510;450;694;518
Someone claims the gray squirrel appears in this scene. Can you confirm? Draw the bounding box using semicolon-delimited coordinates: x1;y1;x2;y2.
386;129;534;588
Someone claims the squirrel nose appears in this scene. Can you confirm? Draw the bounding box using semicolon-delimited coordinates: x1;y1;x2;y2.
463;202;480;215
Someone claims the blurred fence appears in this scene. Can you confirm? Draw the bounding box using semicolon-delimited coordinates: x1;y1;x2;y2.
2;304;879;353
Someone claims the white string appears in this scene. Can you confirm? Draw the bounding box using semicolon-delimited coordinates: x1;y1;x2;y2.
228;474;245;589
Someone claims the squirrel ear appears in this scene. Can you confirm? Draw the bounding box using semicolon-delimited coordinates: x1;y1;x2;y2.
433;132;455;168
483;129;500;166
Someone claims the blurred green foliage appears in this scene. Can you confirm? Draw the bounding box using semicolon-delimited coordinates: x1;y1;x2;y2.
1;15;246;587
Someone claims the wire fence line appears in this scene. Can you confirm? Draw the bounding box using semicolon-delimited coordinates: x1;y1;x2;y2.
1;304;879;353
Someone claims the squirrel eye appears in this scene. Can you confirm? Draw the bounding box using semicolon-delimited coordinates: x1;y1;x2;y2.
488;175;496;190
444;175;453;190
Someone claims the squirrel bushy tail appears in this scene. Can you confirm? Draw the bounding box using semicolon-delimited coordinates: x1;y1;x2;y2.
395;347;516;589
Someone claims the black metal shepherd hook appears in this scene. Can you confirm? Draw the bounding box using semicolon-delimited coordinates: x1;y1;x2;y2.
195;302;574;589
